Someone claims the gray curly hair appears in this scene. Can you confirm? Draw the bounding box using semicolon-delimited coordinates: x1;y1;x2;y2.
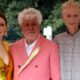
18;8;43;26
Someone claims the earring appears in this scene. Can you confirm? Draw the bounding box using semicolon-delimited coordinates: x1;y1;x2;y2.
5;32;8;36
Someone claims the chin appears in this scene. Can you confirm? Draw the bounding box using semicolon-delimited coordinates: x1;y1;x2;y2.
29;37;37;41
26;35;37;40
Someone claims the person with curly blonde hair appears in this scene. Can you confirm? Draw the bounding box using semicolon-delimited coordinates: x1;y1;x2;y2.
54;0;80;80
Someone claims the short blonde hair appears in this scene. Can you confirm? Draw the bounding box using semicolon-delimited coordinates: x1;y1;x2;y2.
62;0;80;13
18;8;42;26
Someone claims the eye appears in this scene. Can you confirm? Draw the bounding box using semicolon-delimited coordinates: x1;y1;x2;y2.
32;23;37;26
74;14;78;17
0;23;5;26
66;14;71;18
23;23;29;27
31;22;38;26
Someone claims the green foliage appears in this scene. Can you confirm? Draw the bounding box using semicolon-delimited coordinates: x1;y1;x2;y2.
43;3;66;36
5;0;54;41
6;1;22;41
6;0;39;41
0;0;70;41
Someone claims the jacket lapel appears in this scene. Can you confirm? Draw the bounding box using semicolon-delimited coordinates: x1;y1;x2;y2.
18;46;40;74
18;39;28;64
18;34;45;74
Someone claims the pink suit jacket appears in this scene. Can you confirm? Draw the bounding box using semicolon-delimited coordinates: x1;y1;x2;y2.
10;34;60;80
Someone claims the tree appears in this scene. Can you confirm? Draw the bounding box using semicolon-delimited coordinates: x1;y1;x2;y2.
5;0;56;41
43;3;66;37
6;0;38;41
1;0;79;41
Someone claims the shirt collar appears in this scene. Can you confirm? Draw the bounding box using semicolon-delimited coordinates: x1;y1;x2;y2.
66;30;80;37
24;35;40;47
24;35;40;56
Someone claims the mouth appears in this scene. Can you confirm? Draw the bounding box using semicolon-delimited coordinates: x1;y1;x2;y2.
28;31;35;33
70;23;75;25
28;32;36;36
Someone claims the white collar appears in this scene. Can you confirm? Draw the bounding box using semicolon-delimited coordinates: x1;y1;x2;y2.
24;35;40;56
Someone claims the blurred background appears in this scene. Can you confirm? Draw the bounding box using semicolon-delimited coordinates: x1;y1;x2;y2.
0;0;80;42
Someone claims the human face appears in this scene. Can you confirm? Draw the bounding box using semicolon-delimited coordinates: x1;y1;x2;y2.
62;6;80;35
21;16;40;44
0;17;7;40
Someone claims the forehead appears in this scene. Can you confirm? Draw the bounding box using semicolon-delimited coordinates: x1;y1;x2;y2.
62;6;80;15
0;17;5;23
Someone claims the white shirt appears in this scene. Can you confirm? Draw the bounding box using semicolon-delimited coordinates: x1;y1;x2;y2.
24;36;39;56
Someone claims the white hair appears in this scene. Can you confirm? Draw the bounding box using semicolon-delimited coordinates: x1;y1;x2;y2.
18;8;42;26
62;0;80;12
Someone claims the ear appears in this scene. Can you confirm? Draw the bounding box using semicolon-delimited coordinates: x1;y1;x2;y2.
78;21;80;28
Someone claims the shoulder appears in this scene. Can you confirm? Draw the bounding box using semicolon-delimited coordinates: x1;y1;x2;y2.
43;39;59;54
3;40;9;52
38;34;57;47
3;40;9;45
53;32;66;42
44;38;58;48
10;39;23;48
55;32;66;38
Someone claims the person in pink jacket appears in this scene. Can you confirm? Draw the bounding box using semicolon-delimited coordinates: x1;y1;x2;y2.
10;8;60;80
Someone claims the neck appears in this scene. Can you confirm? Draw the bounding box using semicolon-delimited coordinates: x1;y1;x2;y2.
67;28;79;36
26;40;34;45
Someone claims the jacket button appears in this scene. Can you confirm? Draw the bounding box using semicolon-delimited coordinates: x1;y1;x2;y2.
35;65;38;68
18;65;21;68
50;78;52;80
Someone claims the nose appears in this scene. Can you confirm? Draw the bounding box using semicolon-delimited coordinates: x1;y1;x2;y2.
70;17;74;21
28;24;34;30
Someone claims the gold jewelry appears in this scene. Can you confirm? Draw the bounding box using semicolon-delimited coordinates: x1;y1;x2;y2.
5;32;7;36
